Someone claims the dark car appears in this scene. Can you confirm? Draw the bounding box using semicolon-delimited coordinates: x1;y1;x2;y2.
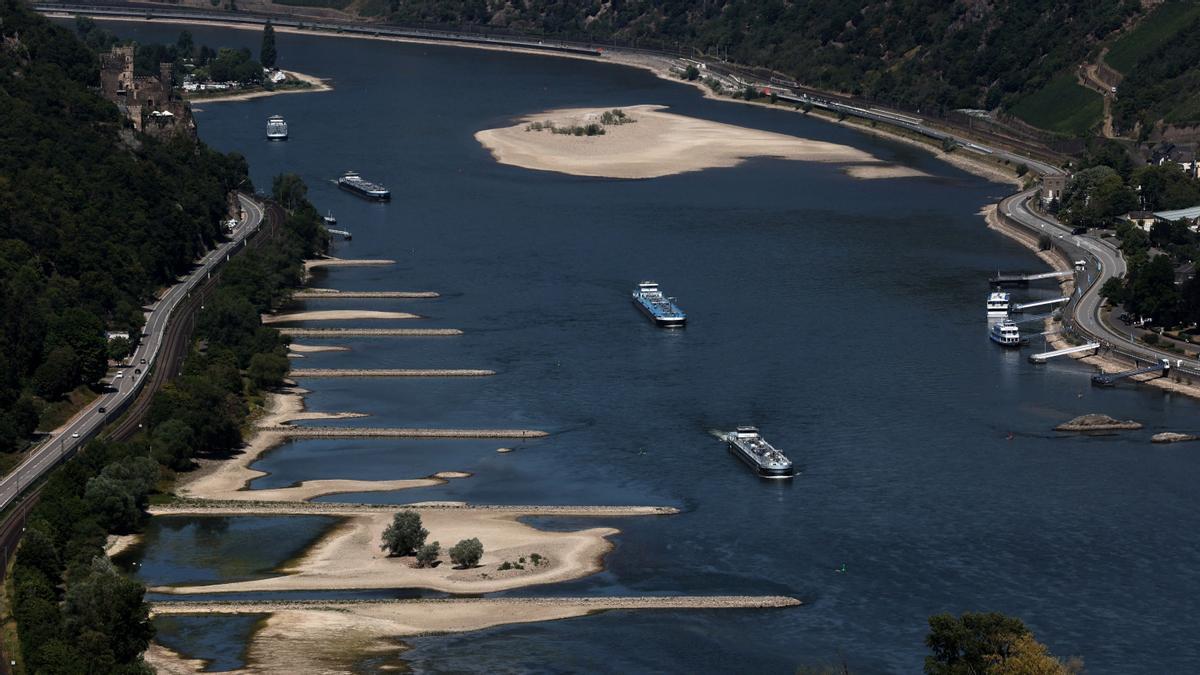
134;368;141;375
98;407;106;413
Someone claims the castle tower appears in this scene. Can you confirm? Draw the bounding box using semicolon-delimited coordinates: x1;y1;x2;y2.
159;62;173;94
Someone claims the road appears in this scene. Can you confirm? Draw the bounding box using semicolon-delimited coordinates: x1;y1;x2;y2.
0;194;264;512
1001;190;1200;375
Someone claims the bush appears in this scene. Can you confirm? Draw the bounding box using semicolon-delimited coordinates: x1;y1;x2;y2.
415;541;440;568
1142;333;1159;345
449;538;483;568
1038;234;1053;251
684;64;699;81
380;510;427;557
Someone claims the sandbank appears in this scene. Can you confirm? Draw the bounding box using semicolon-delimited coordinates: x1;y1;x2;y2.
287;343;350;353
293;289;439;299
475;104;926;179
146;597;799;674
151;507;650;595
262;310;421;323
177;388;438;503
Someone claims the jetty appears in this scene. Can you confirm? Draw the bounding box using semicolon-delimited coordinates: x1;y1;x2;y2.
1009;297;1070;313
1029;342;1100;363
1092;359;1171;387
150;596;801;616
259;426;547;438
277;328;462;337
292;290;440;299
289;368;494;377
990;270;1074;287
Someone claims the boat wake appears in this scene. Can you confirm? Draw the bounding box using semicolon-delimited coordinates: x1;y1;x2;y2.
707;429;730;442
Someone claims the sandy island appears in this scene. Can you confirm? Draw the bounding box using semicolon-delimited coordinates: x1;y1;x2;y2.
476;104;928;180
146;597;799;673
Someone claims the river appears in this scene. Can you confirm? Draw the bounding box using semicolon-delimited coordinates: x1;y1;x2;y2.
95;20;1200;674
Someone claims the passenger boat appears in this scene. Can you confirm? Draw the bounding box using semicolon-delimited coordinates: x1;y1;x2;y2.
631;281;685;327
989;318;1021;347
986;291;1011;318
266;115;288;140
323;210;337;226
726;426;794;478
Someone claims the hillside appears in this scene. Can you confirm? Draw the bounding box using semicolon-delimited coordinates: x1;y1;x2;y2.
0;0;248;450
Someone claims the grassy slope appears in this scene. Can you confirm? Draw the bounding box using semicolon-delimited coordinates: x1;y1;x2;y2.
1009;72;1104;136
1106;1;1200;74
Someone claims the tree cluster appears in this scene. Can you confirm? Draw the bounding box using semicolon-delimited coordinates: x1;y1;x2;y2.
383;0;1138;118
925;612;1082;674
0;0;249;452
379;511;484;568
12;437;159;674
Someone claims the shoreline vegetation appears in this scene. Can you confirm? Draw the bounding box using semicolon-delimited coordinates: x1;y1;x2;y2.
66;11;1022;187
184;69;331;104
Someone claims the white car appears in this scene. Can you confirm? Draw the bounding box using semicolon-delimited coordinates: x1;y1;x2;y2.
116;371;124;379
71;432;79;439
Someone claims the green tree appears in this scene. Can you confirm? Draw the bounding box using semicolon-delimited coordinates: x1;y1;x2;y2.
684;64;699;80
415;541;440;568
380;510;427;557
272;173;309;211
925;612;1030;674
176;30;194;58
63;557;154;671
261;21;277;69
107;337;131;363
33;345;79;399
247;351;289;389
449;537;483;568
925;611;1079;675
151;418;195;471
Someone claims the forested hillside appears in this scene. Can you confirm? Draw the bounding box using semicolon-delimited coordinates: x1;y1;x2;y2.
377;0;1139;115
0;0;248;449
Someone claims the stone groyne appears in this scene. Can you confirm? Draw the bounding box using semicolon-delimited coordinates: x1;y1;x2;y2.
150;595;801;615
289;368;495;377
277;328;463;337
259;426;548;439
150;501;679;516
293;290;440;299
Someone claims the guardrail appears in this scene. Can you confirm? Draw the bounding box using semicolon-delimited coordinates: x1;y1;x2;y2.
0;194;264;512
994;199;1200;381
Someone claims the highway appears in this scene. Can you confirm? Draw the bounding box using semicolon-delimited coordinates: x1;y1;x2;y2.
0;194;264;512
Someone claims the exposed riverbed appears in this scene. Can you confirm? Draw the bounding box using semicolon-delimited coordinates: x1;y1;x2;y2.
94;19;1200;674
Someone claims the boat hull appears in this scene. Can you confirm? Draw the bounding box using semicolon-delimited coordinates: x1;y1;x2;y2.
632;297;686;327
727;442;794;478
989;335;1022;348
338;182;391;201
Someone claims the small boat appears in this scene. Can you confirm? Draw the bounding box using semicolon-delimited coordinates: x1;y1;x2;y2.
986;291;1011;318
266;115;288;140
989;318;1021;347
323;210;337;226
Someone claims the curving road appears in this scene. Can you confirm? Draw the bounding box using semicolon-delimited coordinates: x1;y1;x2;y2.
0;194;264;511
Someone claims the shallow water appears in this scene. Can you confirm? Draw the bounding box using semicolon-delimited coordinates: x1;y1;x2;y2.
95;20;1200;674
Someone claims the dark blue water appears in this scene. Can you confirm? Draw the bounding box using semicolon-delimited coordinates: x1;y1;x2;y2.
99;20;1200;674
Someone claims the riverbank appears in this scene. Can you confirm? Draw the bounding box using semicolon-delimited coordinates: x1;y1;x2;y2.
984;206;1200;400
146;596;800;673
476;104;927;180
63;10;1022;189
185;70;331;104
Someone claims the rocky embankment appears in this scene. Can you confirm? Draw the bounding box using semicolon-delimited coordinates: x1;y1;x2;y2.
1151;432;1199;444
1055;414;1143;432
